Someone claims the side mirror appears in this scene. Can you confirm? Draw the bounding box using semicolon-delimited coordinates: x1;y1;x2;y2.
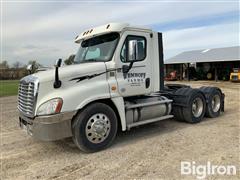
128;40;138;61
55;58;62;67
122;40;137;74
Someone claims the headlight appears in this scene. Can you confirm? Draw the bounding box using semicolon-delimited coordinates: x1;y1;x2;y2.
37;98;63;116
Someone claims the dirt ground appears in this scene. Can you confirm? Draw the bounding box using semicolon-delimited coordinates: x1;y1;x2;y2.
0;81;239;180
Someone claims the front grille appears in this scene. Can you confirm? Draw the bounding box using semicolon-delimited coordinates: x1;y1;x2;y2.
18;76;38;117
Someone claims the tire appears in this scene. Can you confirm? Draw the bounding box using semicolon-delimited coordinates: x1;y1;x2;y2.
72;103;118;153
182;90;206;123
199;87;223;118
173;88;206;123
172;107;184;122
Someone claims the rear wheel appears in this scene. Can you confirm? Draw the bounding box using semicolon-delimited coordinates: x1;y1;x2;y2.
72;103;118;152
182;90;206;123
199;87;223;118
192;97;204;117
173;88;206;123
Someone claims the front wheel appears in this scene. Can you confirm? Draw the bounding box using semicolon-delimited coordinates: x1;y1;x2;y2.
72;103;118;152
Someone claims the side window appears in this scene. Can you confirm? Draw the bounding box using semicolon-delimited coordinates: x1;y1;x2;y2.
120;36;146;62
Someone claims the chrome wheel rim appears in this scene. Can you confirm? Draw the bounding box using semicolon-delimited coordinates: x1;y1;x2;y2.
85;113;111;144
212;94;221;113
192;97;204;118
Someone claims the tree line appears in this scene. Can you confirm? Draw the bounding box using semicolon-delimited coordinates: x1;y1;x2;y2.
0;60;42;80
0;55;76;80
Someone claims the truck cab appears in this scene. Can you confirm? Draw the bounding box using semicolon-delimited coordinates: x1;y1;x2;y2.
18;23;224;152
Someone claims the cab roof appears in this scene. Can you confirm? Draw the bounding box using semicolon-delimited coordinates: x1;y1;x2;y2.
74;23;152;43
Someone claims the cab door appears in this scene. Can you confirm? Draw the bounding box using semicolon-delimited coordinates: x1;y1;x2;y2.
115;31;153;97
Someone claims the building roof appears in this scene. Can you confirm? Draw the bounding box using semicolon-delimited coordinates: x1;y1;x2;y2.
165;46;240;64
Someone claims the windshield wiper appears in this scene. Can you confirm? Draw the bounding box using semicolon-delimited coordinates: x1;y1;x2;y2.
85;58;98;61
83;58;104;62
74;58;105;64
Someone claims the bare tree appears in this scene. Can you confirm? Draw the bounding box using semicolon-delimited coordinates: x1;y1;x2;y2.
1;60;9;68
12;61;22;69
0;60;9;79
12;61;23;79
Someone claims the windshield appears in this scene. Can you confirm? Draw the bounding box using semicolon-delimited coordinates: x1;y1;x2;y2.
74;32;120;63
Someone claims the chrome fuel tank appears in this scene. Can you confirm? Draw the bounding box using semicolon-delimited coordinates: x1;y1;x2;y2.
125;96;172;124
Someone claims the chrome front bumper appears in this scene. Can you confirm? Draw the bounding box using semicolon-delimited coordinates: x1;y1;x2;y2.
19;111;76;141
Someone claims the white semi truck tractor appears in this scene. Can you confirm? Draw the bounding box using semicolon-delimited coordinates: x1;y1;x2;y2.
18;23;225;152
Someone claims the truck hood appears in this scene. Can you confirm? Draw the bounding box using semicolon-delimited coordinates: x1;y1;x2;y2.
32;62;107;82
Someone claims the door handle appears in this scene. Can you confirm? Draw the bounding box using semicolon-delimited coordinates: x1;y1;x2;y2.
145;78;150;88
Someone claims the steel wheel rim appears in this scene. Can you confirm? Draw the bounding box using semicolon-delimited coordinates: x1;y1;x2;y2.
85;113;111;144
212;94;221;113
192;97;204;118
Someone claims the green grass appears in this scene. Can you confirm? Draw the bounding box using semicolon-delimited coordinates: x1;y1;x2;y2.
0;80;19;97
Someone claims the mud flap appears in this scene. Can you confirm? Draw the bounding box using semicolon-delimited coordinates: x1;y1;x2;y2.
221;93;225;112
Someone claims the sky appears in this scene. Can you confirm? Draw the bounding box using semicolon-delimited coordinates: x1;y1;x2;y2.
1;0;239;66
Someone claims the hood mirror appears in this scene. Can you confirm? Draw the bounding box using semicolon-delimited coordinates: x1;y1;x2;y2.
53;59;62;89
26;64;33;74
55;58;62;67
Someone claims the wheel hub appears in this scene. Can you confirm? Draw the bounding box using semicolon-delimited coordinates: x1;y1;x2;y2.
92;120;107;137
212;94;221;113
192;97;204;118
85;113;111;143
